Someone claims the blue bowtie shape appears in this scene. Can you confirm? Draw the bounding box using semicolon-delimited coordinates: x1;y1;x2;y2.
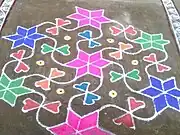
74;82;101;105
78;30;101;48
85;92;101;105
74;82;89;92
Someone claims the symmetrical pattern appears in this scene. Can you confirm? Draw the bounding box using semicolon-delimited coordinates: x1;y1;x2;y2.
3;26;45;49
67;7;111;29
66;50;110;78
141;76;180;113
0;73;33;107
48;109;110;135
0;6;177;135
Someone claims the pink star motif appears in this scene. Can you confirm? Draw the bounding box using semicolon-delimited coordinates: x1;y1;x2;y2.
66;50;110;78
67;6;111;30
48;109;111;135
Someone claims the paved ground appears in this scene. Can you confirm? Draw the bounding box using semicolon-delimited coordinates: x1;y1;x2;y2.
174;0;180;12
0;0;180;135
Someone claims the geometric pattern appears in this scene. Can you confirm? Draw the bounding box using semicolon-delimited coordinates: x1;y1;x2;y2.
48;109;111;135
0;5;176;135
0;73;33;107
66;50;110;78
134;32;170;52
3;26;45;49
67;6;111;30
141;76;180;113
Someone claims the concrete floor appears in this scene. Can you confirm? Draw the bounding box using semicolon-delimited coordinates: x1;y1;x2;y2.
0;0;180;135
174;0;180;12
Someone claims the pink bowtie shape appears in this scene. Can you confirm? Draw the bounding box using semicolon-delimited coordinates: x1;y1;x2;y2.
143;53;171;72
22;98;61;114
109;25;137;36
10;50;30;73
46;18;71;35
113;97;145;129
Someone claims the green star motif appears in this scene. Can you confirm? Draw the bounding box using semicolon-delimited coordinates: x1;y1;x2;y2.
0;73;33;107
134;31;170;52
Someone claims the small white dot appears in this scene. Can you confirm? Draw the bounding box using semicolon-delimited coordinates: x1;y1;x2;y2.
64;35;71;41
107;38;115;43
36;60;45;66
131;60;139;65
109;90;117;98
56;88;65;95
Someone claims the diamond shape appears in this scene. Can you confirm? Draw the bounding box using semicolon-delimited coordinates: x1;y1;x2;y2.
168;89;180;97
150;76;163;90
163;78;175;91
3;91;17;107
166;94;179;110
142;87;162;97
154;95;167;113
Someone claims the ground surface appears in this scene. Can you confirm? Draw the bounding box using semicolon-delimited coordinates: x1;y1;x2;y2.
174;0;180;12
0;0;180;135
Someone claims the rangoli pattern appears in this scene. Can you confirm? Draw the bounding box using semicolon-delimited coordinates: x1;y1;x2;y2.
0;6;177;135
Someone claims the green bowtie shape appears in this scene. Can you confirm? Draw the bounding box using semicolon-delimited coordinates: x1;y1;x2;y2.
41;43;70;56
109;71;123;83
41;44;54;54
110;69;141;83
126;69;141;81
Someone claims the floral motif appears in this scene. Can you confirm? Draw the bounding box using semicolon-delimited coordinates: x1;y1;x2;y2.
66;50;110;78
141;76;180;113
0;73;33;107
0;5;176;135
134;32;170;52
67;6;111;30
3;26;45;49
48;109;111;135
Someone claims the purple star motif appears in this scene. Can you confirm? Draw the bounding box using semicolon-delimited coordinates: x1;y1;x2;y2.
3;26;45;49
66;50;110;78
48;109;111;135
67;6;111;30
141;76;180;113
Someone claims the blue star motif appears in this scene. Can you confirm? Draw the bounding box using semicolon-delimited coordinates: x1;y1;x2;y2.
141;76;180;113
3;26;45;49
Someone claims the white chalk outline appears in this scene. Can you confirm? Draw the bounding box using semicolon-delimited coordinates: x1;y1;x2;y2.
22;98;61;114
0;5;174;134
